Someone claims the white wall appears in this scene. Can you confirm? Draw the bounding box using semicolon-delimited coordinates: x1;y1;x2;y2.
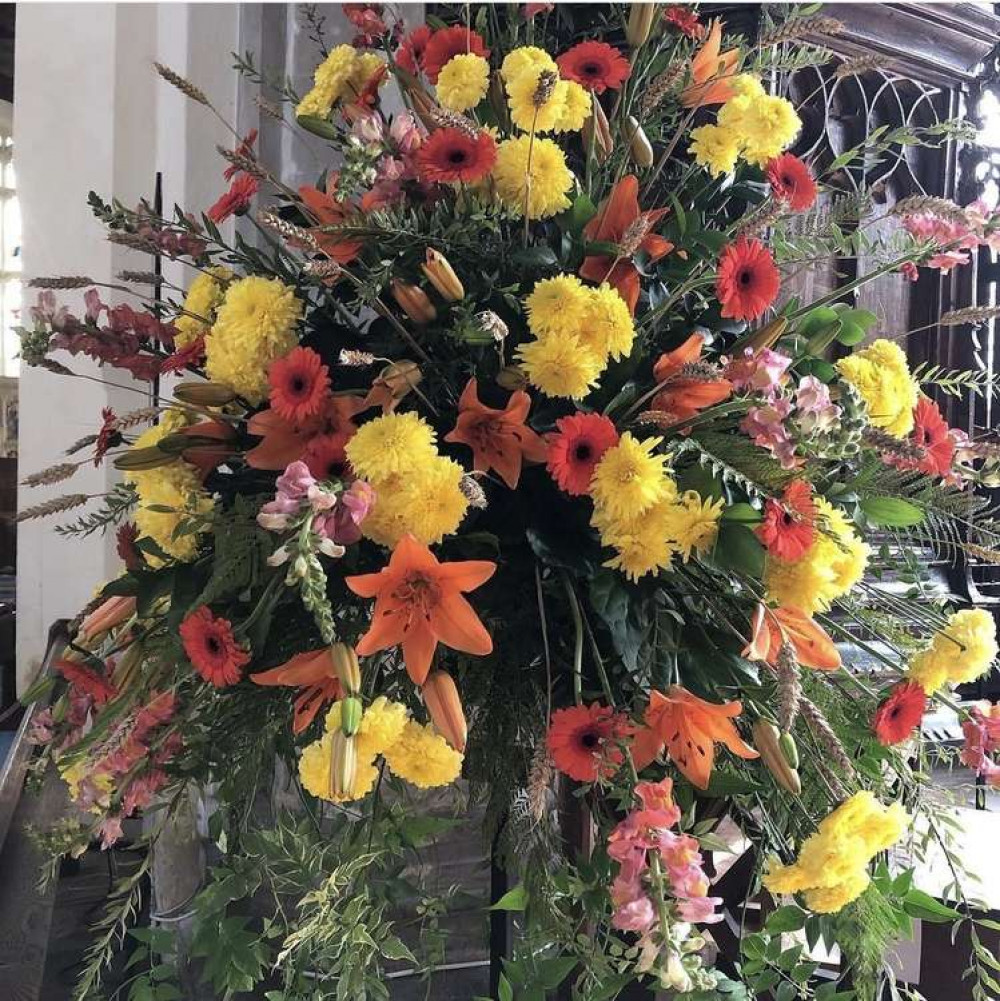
14;3;241;690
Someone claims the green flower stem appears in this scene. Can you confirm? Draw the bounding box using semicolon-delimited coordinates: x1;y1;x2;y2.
562;572;585;706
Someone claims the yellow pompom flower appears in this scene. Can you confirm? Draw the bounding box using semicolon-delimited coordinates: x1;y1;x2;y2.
764;499;869;614
593;490;681;582
718;93;801;166
298;732;380;803
689;124;740;178
326;696;410;758
729;74;767;101
501;46;556;83
591;433;670;521
384;720;464;789
553;80;591;133
437;53;490;112
907;608;998;694
493;136;574;219
349;52;386;98
764;792;909;914
525;274;591;339
345;412;438;481
516;333;603;400
174;266;232;348
506;65;571;133
297;44;361;118
205;276;301;403
836;338;919;438
578;284;635;361
664;491;724;562
126;410;211;563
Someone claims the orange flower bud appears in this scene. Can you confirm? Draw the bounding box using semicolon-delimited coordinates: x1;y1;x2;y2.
79;595;136;644
390;279;437;325
583;94;613;164
420;249;465;302
330;643;361;694
745;317;788;354
422;670;467;752
330;730;358;799
626;3;657;48
624;115;654;169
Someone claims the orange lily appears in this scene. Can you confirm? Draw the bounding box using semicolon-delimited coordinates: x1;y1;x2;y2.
652;333;733;422
743;603;841;672
579;175;673;315
345;534;495;684
444;378;548;489
632;685;758;789
79;595;136;643
680;19;740;108
252;648;343;734
362;361;423;414
179;420;238;480
298;183;364;265
247;395;365;470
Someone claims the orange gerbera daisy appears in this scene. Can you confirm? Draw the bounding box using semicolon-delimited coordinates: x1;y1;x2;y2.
252;647;343;734
179;606;250;688
651;333;733;422
298;184;364;264
345;533;495;684
246;395;365;470
632;685;758;789
680;19;739;108
716;238;780;322
416;128;497;184
742;603;841;672
547;703;631;782
755;479;816;561
444;378;548;489
580;176;673;315
546;412;620;496
303;431;353;482
268;346;331;424
557;41;630;94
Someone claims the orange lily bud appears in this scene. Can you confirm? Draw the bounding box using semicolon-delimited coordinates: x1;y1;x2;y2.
583;94;613;164
624;115;654;169
422;670;467;752
330;730;357;799
330;643;361;694
421;249;464;302
172;381;239;407
752;720;801;796
496;365;528;392
626;3;657;47
340;696;363;736
390;279;437;325
744;317;788;354
79;595;136;644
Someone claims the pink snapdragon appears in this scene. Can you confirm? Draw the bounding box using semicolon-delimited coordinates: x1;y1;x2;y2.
795;375;842;435
961;702;1000;787
724;347;793;395
741;395;800;469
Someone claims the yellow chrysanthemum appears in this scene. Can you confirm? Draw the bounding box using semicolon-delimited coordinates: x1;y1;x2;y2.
493;135;574;219
664;491;724;562
507;65;571;133
689;124;740;178
383;720;464;789
349;52;386;98
345;412;438;481
205;276;302;403
362;457;469;547
579;284;635;361
298;732;380;803
553;80;591;133
764;499;869;614
297;44;360;118
593;491;681;582
729;74;767;101
516;333;603;400
525;274;591;339
126;410;211;563
437;53;490;112
325;696;410;758
836;338;919;438
173;266;232;348
764;793;909;914
501;46;556;83
907;608;999;694
718;93;801;166
590;433;670;521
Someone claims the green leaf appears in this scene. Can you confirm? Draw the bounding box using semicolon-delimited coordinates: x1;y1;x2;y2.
767;905;808;933
902;888;962;923
380;935;416;963
512;245;559;269
860;496;925;528
296;115;339;140
498;973;514;1001
491;884;529;911
558;193;597;237
713;523;765;577
722;502;762;525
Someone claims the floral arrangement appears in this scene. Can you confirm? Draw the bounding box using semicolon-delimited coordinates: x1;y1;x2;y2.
17;4;1000;999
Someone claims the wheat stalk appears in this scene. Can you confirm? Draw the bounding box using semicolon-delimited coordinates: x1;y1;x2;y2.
759;14;843;46
28;276;96;290
153;61;209;106
21;462;80;488
18;493;90;522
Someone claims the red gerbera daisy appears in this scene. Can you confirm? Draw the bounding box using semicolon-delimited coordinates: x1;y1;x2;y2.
421;25;490;84
546;412;620;496
663;4;705;39
55;659;117;705
909;396;956;478
716;237;780;321
755;480;816;561
416;127;497;184
395;24;432;76
547;703;631;782
179;606;250;688
207;173;259;224
873;681;926;746
303;431;353;482
268;347;332;424
766;153;817;212
556;41;631;94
